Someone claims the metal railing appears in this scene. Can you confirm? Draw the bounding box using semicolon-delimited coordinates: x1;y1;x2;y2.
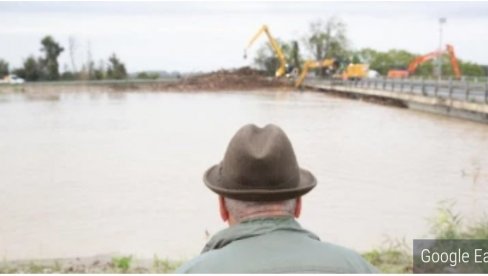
305;77;488;104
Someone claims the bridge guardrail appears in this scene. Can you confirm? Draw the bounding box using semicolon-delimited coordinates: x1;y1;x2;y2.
305;77;488;104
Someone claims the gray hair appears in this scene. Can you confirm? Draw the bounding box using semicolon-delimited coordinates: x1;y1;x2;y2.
224;197;297;223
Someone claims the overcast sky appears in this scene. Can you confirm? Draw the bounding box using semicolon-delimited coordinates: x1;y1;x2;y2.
1;1;488;73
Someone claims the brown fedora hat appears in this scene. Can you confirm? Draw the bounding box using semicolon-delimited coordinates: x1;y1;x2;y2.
203;124;316;201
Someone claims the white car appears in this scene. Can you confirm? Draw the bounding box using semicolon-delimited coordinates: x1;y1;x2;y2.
1;75;25;84
367;70;380;79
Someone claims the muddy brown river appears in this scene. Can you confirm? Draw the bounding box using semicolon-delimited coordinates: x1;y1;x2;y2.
1;90;487;261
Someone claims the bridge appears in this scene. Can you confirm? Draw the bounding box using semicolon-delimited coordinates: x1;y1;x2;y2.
304;77;488;124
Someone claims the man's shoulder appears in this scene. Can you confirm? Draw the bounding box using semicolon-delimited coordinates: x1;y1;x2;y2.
310;240;378;272
280;234;377;273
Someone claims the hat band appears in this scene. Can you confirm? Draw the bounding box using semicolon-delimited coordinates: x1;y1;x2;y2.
218;165;301;191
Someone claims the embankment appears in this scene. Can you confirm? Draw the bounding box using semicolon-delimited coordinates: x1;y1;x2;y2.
0;67;292;94
306;82;488;124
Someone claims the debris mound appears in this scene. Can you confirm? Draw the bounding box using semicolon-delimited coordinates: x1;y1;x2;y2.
157;67;290;91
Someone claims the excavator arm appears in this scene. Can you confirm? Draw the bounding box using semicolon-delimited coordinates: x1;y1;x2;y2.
295;59;336;87
244;25;288;77
446;44;462;79
407;50;442;74
407;44;462;79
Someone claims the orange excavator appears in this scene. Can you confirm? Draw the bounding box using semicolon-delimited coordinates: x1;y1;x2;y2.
387;44;461;79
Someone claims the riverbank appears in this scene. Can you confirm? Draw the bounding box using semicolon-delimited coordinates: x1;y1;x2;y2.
306;80;488;124
0;255;183;273
0;67;292;94
2;203;486;273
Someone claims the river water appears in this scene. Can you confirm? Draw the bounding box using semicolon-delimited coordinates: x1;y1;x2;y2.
1;90;487;261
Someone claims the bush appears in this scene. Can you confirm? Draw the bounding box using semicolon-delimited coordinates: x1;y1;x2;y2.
111;255;132;273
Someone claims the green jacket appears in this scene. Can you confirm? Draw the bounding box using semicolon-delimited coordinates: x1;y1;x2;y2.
176;216;378;273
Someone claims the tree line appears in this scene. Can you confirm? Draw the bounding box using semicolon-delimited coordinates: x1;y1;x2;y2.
0;35;127;81
2;23;486;81
254;17;487;78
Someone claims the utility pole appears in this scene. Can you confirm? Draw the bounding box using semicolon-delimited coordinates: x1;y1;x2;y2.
437;17;446;80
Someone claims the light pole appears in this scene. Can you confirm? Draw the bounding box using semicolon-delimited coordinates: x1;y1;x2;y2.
437;17;446;80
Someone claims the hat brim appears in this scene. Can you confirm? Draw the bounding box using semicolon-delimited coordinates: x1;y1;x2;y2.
203;164;317;201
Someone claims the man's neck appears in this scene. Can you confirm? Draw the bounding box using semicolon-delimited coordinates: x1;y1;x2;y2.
229;211;294;226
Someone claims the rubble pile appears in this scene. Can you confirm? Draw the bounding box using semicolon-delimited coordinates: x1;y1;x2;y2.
158;67;290;91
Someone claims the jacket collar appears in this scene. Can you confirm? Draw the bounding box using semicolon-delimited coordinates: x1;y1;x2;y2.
202;216;320;253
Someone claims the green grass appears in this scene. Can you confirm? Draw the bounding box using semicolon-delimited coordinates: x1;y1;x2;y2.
111;255;132;273
362;238;412;273
428;200;488;240
0;261;57;274
362;200;488;273
0;256;184;273
153;255;184;273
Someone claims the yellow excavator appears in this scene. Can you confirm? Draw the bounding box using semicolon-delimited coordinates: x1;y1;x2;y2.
294;59;370;87
244;25;289;78
340;63;369;80
295;59;337;87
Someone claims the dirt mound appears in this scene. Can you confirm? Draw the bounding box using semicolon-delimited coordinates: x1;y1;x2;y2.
157;67;290;91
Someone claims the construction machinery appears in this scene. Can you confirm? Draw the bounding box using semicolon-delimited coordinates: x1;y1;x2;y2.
244;25;289;78
326;58;369;81
387;68;410;79
340;63;369;80
295;59;337;87
387;44;461;79
295;59;371;87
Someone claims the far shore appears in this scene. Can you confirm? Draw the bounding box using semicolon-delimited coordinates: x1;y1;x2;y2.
0;78;179;94
0;67;293;94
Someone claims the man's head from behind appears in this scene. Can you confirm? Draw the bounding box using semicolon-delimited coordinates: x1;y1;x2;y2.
203;124;316;225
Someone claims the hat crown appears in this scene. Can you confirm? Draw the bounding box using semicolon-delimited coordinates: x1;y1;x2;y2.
221;124;300;190
203;123;316;201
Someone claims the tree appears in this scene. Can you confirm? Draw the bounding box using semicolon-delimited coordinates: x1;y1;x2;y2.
106;54;127;79
84;40;94;80
68;36;78;74
253;42;280;76
0;59;9;77
290;41;302;72
354;47;486;78
304;17;349;64
60;64;76;80
355;48;415;76
456;60;485;77
137;72;160;80
15;56;42;81
93;60;105;80
40;35;64;80
87;60;96;80
253;39;302;76
482;65;488;76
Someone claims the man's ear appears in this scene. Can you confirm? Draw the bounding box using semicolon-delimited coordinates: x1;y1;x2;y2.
294;197;302;218
219;195;229;222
